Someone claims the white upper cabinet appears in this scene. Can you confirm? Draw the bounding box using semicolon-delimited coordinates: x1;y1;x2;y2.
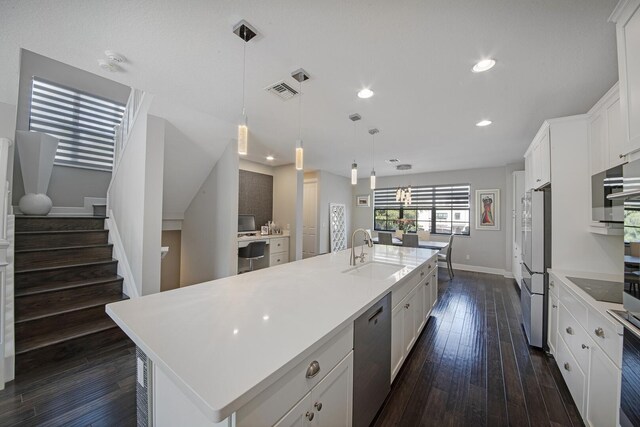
588;84;624;175
611;0;640;157
524;124;551;190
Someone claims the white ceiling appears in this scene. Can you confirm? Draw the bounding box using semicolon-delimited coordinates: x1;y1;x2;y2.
0;0;619;179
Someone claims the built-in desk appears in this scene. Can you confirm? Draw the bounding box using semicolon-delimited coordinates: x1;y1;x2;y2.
237;232;290;272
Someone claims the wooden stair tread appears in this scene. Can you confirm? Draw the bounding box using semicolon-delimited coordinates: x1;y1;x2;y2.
16;293;126;323
16;317;117;355
15;229;108;235
15;258;118;274
15;243;113;254
15;276;123;297
15;215;108;219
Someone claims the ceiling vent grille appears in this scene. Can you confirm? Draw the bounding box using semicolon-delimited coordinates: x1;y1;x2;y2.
265;81;299;100
385;158;400;164
396;164;412;171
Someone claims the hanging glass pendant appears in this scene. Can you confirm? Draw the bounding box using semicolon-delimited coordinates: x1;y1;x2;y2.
295;139;304;170
370;170;376;190
238;112;248;155
351;162;358;185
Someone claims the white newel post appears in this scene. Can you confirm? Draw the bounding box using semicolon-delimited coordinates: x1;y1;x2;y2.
16;130;59;216
0;137;14;389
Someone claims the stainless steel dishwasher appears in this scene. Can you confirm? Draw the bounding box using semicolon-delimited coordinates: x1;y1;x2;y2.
353;292;391;427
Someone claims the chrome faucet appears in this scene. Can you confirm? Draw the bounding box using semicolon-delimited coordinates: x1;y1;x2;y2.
350;228;374;266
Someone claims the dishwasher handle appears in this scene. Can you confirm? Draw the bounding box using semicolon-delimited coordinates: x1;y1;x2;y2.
368;306;384;323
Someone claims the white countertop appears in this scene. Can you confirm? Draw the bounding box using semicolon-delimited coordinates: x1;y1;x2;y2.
548;268;624;321
106;245;439;422
237;231;289;242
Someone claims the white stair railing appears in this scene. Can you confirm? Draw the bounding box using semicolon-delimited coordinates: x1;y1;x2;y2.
113;88;144;170
0;137;14;389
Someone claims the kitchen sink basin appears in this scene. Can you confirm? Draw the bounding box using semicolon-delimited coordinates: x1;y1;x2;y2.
343;261;405;280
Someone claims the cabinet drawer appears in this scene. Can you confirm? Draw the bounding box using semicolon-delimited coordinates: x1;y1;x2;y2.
557;335;586;415
270;253;288;266
270;238;289;254
587;308;623;368
236;324;353;427
558;303;591;373
392;271;422;309
559;285;588;327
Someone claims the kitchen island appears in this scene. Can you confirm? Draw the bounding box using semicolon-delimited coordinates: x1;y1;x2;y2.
106;245;440;426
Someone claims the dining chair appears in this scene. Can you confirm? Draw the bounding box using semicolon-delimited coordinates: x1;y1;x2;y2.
378;231;393;245
402;233;419;248
438;234;455;279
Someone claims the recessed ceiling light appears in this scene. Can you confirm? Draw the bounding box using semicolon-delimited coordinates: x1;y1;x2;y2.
476;120;492;127
357;88;374;99
266;155;274;161
472;59;496;73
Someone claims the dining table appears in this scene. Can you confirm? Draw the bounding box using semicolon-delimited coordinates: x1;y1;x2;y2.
371;236;448;251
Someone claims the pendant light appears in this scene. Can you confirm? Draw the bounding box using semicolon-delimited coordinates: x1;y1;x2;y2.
292;68;310;170
369;128;379;190
349;113;361;185
233;20;258;156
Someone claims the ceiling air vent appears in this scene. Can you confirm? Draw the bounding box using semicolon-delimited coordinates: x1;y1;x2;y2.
385;158;400;164
265;81;299;100
396;164;412;171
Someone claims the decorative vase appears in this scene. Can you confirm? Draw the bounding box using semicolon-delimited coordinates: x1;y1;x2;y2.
16;130;59;216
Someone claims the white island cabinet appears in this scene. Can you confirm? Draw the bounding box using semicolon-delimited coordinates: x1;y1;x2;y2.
107;245;439;426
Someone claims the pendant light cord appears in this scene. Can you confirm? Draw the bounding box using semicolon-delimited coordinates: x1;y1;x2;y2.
242;27;247;117
298;80;302;140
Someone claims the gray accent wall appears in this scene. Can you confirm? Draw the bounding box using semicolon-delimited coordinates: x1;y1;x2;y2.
352;165;513;274
13;49;130;207
238;169;273;230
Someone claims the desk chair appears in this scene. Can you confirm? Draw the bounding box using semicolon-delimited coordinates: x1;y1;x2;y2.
438;234;455;279
238;241;266;272
378;231;393;245
402;233;419;248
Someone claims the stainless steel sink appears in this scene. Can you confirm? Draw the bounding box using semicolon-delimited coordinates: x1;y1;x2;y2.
343;261;405;279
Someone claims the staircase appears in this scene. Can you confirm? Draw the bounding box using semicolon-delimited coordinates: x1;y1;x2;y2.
14;215;128;375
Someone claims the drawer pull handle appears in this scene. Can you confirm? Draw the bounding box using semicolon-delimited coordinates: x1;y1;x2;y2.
306;411;314;421
564;362;571;372
421;271;425;277
404;303;410;309
552;304;558;309
314;402;323;411
620;153;625;159
306;361;320;378
550;281;554;287
595;327;605;338
582;344;590;350
566;326;574;335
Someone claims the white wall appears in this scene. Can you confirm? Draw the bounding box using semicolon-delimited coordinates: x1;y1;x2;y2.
108;96;164;296
13;50;130;207
317;170;352;254
239;159;274;176
352;165;511;274
181;141;239;285
550;117;622;274
273;165;303;261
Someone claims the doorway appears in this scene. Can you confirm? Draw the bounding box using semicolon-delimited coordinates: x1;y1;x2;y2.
303;180;318;258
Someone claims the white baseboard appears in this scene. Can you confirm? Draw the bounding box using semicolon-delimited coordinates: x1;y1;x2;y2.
439;261;509;277
13;197;107;216
106;210;139;299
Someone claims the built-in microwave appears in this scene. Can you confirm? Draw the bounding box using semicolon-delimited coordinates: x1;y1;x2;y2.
592;165;624;223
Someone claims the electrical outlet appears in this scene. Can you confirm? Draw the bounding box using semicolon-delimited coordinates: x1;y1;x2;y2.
137;357;144;386
466;254;470;260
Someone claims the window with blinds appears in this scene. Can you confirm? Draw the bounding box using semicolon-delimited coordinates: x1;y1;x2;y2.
29;77;126;172
373;184;471;235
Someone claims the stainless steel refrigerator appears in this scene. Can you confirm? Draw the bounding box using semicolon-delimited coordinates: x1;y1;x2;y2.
521;188;551;348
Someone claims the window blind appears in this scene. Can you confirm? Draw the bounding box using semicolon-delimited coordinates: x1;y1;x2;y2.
29;77;126;172
374;185;471;209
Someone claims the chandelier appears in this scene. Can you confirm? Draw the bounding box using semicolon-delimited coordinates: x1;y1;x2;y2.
396;186;412;206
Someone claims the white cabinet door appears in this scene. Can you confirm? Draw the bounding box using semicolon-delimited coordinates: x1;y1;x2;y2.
525;151;534;191
390;302;405;382
415;279;426;333
403;286;418;355
548;292;559;355
589;111;608;175
310;352;353;427
607;97;625;168
274;392;313;427
535;130;551;188
587;344;620;427
422;276;432;320
430;270;438;309
616;1;640;155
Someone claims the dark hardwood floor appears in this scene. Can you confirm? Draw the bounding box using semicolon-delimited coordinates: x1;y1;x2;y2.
374;269;584;427
0;269;583;427
0;337;136;426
